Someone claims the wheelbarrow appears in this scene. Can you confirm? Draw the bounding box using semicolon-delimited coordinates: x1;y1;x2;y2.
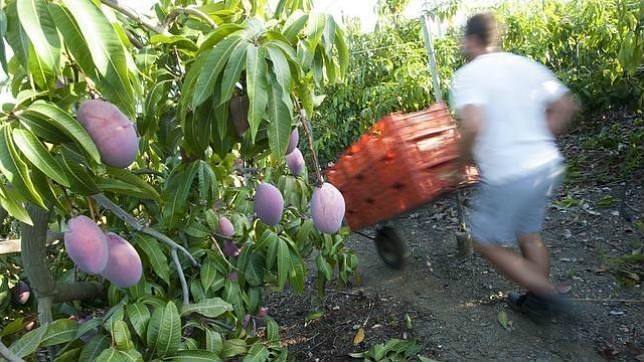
325;103;479;269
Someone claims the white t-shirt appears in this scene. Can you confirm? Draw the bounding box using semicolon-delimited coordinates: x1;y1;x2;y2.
450;52;569;184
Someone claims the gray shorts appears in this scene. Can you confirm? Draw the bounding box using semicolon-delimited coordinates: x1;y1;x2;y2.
468;161;565;246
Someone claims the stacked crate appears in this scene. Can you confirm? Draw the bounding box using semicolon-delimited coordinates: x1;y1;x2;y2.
326;103;478;231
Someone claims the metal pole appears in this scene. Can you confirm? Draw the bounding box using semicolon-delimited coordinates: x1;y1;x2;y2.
420;11;442;103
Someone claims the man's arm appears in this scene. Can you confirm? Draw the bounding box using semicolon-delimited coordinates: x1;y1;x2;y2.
454;104;483;181
545;93;578;136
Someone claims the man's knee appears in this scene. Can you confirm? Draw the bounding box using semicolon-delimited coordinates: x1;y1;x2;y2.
518;233;544;247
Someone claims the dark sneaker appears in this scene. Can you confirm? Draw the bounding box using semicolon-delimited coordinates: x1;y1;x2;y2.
507;291;573;323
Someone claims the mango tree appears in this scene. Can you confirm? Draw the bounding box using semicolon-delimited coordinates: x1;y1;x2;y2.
0;0;354;360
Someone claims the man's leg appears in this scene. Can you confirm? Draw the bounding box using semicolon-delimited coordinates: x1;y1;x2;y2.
518;233;549;278
474;241;556;295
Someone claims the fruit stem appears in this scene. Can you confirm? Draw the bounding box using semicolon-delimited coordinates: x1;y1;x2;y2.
91;193;200;267
298;109;324;188
171;248;190;305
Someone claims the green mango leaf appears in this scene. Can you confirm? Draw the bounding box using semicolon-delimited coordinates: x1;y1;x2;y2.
243;344;269;362
12;128;70;187
134;235;170;286
0;318;24;337
180;297;233;318
265;44;293;108
316;254;333;281
59;155;99;195
104;167;160;201
198;23;245;52
276;237;291;289
95;347;143;362
0;183;32;225
74;318;102;340
16;0;60;72
200;258;217;292
54;347;81;362
58;0;134;116
306;12;326;52
40;319;78;347
164;350;223;362
266;75;292;158
334;25;349;77
192;34;243;109
205;329;223;354
245;44;269;142
266;318;280;342
322;14;336;57
47;4;126;113
282;10;308;44
218;39;249;106
25;101;101;164
146;301;181;358
221;339;247;359
0;125;46;208
17;112;70;144
161;162;199;229
9;323;47;358
96;178;156;200
0;10;9;72
5;2;30;70
111;320;134;351
197;161;217;204
79;335;110;362
150;34;198;50
182;105;212;157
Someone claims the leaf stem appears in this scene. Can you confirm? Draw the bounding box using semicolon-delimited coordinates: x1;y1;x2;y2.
91;193;199;267
171;248;190;305
99;0;167;34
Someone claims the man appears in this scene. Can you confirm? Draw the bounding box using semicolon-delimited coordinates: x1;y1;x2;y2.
450;13;578;320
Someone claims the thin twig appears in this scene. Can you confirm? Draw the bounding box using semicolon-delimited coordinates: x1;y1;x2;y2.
171;248;190;305
209;236;237;271
99;0;166;34
91;193;199;266
0;340;24;362
163;7;217;31
298;109;324;187
570;298;644;303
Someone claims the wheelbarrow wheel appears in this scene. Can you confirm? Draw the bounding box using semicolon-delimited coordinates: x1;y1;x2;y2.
374;226;407;269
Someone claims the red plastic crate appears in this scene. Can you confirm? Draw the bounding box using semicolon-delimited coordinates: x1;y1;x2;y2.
326;103;479;230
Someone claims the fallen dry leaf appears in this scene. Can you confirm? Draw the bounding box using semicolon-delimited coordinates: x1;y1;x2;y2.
497;310;509;330
353;327;365;345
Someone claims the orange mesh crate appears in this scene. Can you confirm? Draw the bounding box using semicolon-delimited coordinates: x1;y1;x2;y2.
326;103;479;230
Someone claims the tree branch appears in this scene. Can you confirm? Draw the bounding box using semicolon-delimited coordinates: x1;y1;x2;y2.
171;248;189;305
99;0;167;34
91;193;199;267
54;282;104;303
0;340;24;362
163;7;217;31
298;109;324;187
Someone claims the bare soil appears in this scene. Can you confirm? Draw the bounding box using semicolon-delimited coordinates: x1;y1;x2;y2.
267;113;644;361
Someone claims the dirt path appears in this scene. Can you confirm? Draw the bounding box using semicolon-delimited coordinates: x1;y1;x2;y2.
268;117;643;361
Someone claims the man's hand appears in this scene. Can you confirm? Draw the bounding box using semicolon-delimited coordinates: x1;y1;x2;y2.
546;93;578;136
